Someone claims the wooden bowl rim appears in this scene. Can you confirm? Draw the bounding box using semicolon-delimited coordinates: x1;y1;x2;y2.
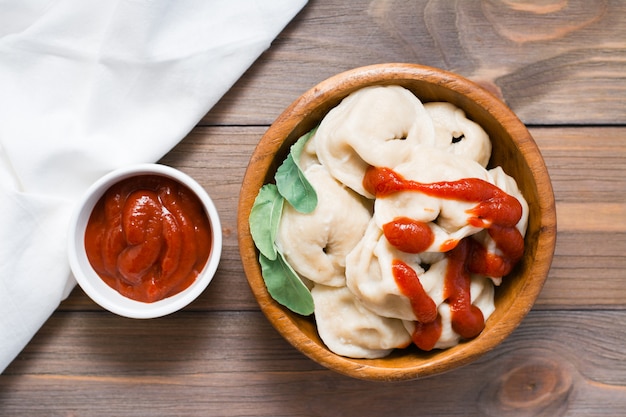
237;63;557;381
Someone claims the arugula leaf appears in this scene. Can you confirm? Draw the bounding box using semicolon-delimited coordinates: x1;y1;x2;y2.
259;251;314;316
249;184;284;261
275;129;318;214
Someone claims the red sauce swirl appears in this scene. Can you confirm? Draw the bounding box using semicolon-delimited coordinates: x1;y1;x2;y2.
85;175;212;303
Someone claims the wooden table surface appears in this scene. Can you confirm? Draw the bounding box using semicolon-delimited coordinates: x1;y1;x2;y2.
2;1;625;416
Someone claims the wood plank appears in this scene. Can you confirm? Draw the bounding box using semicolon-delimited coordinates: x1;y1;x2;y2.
2;310;626;416
539;230;626;308
557;203;626;232
61;226;626;311
201;0;626;126
530;127;626;307
57;126;626;311
531;127;626;204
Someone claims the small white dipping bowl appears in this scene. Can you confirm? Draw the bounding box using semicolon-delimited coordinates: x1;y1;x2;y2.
68;163;222;319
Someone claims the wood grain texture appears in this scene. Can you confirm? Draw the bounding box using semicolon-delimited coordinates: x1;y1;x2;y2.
3;0;626;413
56;125;626;313
202;0;626;126
2;311;626;417
530;127;626;309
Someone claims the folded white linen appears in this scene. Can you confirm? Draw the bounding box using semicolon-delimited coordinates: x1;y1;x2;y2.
0;0;307;373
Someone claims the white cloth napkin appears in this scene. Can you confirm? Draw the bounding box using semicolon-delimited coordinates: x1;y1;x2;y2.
0;0;307;373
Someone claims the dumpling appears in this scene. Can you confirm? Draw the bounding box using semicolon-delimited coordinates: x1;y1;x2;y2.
345;219;447;321
312;284;411;359
371;147;489;251
469;166;530;284
345;220;415;321
488;166;529;236
299;130;321;171
275;164;372;287
424;102;492;167
314;85;435;197
403;274;495;350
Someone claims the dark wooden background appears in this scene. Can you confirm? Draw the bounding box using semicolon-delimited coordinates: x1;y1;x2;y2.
2;1;625;416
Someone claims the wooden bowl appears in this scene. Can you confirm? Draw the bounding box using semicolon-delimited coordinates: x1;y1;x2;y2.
237;63;556;381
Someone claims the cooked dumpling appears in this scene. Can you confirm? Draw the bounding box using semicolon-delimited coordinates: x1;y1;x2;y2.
424;102;492;167
403;274;495;350
345;219;448;321
372;147;489;251
488;166;529;236
469;166;530;284
345;220;415;321
299;130;321;170
314;85;435;197
312;284;411;359
275;164;372;287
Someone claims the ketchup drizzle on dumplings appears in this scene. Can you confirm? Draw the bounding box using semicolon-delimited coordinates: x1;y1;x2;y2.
391;259;441;350
411;315;443;351
363;166;525;350
445;239;486;339
363;166;523;230
392;260;437;324
383;217;434;253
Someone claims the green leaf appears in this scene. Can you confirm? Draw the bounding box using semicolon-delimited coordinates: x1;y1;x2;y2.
249;184;284;260
259;251;314;316
275;129;318;214
290;127;316;167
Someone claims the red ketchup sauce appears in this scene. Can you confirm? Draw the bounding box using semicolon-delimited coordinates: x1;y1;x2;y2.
84;175;212;303
363;166;524;350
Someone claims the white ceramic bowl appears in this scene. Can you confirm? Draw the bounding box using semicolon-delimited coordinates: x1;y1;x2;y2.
68;163;222;319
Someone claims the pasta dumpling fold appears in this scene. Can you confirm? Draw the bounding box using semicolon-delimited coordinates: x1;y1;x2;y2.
372;147;490;251
276;164;371;287
424;102;492;167
346;219;448;321
314;85;435;197
312;284;411;359
403;274;495;350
